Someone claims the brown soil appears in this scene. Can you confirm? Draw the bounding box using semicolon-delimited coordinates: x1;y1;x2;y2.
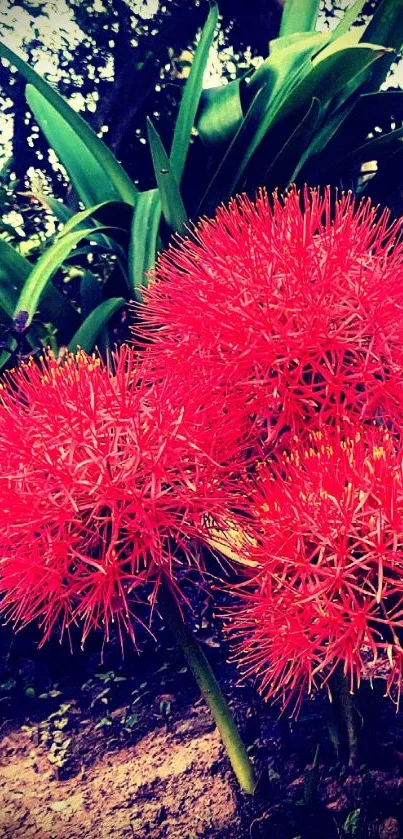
0;706;239;838
0;612;246;839
4;610;403;838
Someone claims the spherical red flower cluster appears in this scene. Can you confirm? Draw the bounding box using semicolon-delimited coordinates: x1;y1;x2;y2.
4;184;403;705
136;185;403;707
0;347;236;645
225;424;403;711
141;187;403;442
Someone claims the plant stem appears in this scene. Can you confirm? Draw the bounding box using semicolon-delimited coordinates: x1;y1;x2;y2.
328;666;359;767
160;584;256;794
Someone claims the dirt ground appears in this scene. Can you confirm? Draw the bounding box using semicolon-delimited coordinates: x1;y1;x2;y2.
0;706;239;838
0;614;247;839
3;609;403;838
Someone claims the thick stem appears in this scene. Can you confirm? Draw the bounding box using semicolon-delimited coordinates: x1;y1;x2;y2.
328;666;359;768
325;701;342;762
160;584;256;794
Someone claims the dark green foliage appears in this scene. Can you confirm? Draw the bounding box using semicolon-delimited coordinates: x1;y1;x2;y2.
1;0;403;367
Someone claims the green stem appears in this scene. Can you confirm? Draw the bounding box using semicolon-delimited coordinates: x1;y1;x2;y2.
160;584;256;794
329;666;359;767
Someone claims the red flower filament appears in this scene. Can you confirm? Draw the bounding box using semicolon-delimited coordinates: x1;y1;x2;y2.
225;424;403;711
0;347;232;646
141;187;403;441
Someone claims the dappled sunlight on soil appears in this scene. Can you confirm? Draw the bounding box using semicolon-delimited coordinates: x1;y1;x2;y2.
0;711;239;838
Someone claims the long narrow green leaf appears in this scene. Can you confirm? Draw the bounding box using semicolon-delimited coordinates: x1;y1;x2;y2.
26;85;134;208
264;97;322;188
279;0;321;36
363;0;403;48
147;118;188;232
170;4;218;182
35;194;74;225
331;123;403;170
0;238;79;337
63;244;109;260
322;90;403;160
276;45;388;125
331;0;367;40
52;201;130;264
0;281;16;319
80;270;102;319
0;42;137;206
15;225;122;326
129;189;161;300
0;239;28;318
69;297;125;353
60;201;120;236
64;201;130;234
39;194;130;265
360;0;403;90
247;32;328;106
198;80;243;148
201;44;385;211
0;339;17;372
298;98;357;176
199;33;329;211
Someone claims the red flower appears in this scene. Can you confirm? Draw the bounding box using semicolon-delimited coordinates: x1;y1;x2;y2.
223;423;403;711
140;187;403;441
0;347;234;646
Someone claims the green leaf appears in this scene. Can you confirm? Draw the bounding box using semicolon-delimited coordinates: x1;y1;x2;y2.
170;4;218;182
362;0;403;50
31;193;74;225
124;713;138;729
199;32;329;210
62;245;108;261
277;45;388;125
331;0;368;40
60;202;116;236
361;140;403;205
343;809;364;837
59;201;132;261
80;270;102;319
26;85;135;208
279;0;321;36
264;97;323;188
298;98;357;175
147;118;188;232
59;200;132;237
0;42;137;206
0;238;79;338
332;122;403;169
360;0;403;90
314;90;403;167
0;339;17;372
68;297;125;353
247;32;329;105
44;198;73;224
48;204;129;274
197;79;243;148
15;225;120;326
0;239;26;318
128;188;161;300
0;284;15;320
201;42;384;210
94;717;112;730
